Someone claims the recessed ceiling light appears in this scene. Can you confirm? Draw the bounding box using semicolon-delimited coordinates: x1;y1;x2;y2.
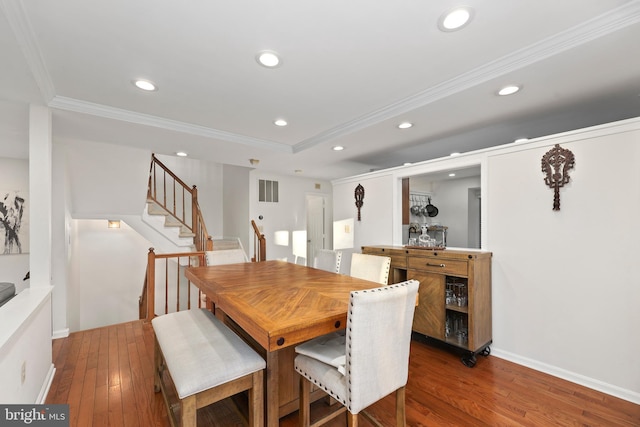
514;138;529;143
176;151;187;157
403;162;413;166
274;119;288;127
332;146;345;151
450;152;461;156
133;79;157;91
256;50;281;68
498;85;521;96
449;173;456;177
398;122;413;129
439;7;474;32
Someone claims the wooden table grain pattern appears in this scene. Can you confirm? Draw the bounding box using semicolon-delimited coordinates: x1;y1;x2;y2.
185;260;383;427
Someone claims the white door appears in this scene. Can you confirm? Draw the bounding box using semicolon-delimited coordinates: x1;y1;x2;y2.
306;195;326;266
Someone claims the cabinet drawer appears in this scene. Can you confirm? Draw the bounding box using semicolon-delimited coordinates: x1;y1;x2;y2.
407;256;468;276
362;247;407;268
390;255;407;268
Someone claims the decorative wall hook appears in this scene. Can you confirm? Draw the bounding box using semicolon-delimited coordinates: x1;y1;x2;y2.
354;184;365;221
541;144;575;211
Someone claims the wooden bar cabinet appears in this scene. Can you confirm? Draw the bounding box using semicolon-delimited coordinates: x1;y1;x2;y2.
362;246;492;367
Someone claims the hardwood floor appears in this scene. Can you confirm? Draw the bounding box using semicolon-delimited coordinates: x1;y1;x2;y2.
46;320;639;426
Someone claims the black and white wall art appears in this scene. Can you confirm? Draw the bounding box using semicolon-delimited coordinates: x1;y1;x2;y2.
0;190;29;254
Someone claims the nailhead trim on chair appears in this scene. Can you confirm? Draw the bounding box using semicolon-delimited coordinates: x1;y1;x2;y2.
297;281;415;415
346;281;413;411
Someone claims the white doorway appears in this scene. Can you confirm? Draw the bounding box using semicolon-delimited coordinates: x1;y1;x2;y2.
467;187;481;248
306;195;327;266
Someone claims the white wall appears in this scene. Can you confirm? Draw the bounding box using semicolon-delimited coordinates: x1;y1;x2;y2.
0;288;53;403
61;139;151;218
52;140;152;335
250;171;333;265
223;164;251;253
51;141;72;336
69;220;152;331
333;173;394;271
28;105;52;289
0;105;54;404
331;117;640;403
487;127;640;401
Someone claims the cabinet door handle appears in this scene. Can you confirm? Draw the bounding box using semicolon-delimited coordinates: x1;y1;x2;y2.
427;263;446;268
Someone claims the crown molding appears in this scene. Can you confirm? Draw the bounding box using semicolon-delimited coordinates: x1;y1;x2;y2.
293;0;640;153
48;96;293;153
1;0;56;102
7;0;640;155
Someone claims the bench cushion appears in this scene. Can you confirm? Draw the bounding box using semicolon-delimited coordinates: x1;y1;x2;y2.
152;309;265;399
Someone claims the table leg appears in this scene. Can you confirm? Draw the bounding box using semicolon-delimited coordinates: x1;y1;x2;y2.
266;350;279;427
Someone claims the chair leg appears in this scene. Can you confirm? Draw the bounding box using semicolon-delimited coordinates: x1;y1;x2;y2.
299;376;311;427
181;395;197;427
347;411;358;427
396;386;406;427
249;370;264;427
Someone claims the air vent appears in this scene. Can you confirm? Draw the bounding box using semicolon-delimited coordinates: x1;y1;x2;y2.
258;179;279;202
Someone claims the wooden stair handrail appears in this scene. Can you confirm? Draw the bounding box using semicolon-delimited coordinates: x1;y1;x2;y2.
251;220;266;262
194;201;213;251
147;154;212;251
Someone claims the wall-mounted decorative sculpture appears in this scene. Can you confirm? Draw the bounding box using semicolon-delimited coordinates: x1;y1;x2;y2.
541;144;575;211
354;184;365;221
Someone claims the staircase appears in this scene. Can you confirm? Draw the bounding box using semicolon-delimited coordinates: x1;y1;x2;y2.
143;198;247;253
139;154;262;321
145;154;212;252
143;199;196;249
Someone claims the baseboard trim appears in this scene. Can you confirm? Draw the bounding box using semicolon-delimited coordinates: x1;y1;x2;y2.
37;364;56;404
52;328;69;339
491;348;640;404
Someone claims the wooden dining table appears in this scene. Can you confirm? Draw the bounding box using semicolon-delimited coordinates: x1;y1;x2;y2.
184;260;386;427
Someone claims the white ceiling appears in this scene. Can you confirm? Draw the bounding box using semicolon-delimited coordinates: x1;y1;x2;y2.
2;0;640;180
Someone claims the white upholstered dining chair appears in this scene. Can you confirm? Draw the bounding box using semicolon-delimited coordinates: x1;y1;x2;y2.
294;279;419;427
349;252;391;285
313;249;342;273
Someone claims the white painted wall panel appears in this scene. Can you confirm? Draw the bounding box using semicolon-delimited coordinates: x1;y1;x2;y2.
331;117;640;403
488;131;640;398
71;219;152;331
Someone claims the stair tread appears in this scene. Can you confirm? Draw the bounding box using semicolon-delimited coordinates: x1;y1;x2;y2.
210;240;242;250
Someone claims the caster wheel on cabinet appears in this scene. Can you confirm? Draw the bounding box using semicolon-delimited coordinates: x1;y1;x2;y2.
461;354;477;368
480;346;491;357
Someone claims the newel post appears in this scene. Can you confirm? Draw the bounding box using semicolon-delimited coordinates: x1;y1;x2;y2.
146;248;156;322
191;185;198;235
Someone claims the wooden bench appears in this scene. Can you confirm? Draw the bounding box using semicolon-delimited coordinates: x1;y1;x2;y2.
152;309;265;427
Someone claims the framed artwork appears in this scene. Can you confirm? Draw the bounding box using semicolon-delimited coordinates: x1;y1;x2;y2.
0;190;29;254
